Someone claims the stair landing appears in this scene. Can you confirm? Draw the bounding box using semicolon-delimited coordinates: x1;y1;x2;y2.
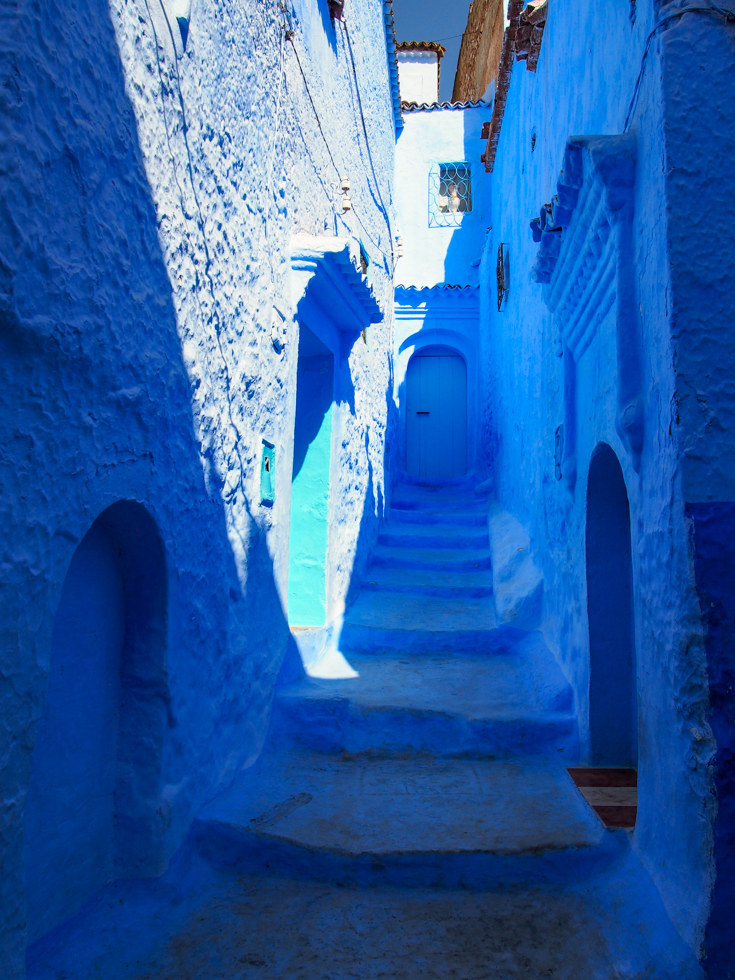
193;753;612;889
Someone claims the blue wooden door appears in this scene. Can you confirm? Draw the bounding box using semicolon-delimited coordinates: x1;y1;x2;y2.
406;353;467;478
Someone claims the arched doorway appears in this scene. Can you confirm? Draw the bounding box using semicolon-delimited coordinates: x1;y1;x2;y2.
586;444;638;767
406;346;467;478
24;501;168;945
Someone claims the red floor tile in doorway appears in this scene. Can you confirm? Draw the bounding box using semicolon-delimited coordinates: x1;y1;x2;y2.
567;768;638;828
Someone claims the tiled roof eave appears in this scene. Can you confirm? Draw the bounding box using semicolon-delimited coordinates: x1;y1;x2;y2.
401;100;490;113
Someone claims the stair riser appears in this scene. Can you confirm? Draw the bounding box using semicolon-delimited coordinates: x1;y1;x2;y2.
340;624;509;656
372;552;492;572
388;510;487;528
193;820;625;891
392;499;487;514
362;581;494;599
272;700;579;760
379;531;489;550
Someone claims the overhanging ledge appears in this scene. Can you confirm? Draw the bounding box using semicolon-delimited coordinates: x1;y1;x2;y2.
290;233;383;333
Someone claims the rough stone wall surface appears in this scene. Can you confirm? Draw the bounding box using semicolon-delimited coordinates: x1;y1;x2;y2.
452;0;505;103
0;0;395;973
660;12;735;973
479;0;719;960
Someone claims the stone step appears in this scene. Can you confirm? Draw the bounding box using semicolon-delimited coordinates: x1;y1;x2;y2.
391;486;487;512
344;589;496;633
388;507;488;527
193;753;618;890
271;650;576;758
372;544;492;572
378;524;489;550
361;565;494;598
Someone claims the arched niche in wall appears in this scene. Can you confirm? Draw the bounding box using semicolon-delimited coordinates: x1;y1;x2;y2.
24;501;168;947
585;444;638;767
405;344;468;479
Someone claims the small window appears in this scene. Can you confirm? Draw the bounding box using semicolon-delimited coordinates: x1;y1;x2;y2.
429;162;472;228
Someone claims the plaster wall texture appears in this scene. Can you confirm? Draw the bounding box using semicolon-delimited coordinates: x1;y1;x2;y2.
0;0;396;973
478;0;722;962
394;104;492;289
395;50;439;106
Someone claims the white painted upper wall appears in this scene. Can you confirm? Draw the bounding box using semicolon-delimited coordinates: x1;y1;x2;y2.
394;104;492;287
397;50;439;105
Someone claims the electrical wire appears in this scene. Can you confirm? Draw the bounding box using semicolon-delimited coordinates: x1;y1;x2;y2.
286;30;394;269
340;20;393;230
287;35;343;181
266;13;286;193
624;1;735;131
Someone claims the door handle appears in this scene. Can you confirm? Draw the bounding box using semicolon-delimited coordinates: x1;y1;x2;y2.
416;411;430;415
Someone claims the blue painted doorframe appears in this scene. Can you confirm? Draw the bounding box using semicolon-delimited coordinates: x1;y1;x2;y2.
406;351;467;479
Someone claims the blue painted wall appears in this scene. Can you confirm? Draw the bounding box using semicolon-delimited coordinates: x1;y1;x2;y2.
0;0;396;972
475;0;735;966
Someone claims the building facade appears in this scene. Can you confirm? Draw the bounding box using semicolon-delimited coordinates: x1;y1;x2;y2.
0;0;398;972
3;0;735;976
454;0;735;973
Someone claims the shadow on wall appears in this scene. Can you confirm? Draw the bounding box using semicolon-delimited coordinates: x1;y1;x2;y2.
586;443;638;768
24;502;168;945
3;0;292;969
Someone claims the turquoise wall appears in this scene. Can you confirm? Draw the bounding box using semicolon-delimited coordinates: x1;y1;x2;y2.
288;346;335;627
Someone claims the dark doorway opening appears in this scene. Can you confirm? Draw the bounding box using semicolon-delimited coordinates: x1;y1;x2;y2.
25;501;168;945
586;444;638;767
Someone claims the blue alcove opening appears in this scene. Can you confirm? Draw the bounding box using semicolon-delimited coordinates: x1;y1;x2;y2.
24;501;168;946
586;444;638;768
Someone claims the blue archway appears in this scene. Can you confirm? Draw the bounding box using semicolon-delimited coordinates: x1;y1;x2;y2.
24;501;168;944
586;444;638;767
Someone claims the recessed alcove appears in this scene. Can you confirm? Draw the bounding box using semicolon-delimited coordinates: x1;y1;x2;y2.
586;444;638;768
24;501;168;945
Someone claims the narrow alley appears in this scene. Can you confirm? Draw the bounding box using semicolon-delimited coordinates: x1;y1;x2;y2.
3;0;735;978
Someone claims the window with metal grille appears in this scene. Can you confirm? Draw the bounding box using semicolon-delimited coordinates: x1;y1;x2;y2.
428;163;472;227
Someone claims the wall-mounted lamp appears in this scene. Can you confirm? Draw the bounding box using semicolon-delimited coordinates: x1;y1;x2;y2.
340;176;352;212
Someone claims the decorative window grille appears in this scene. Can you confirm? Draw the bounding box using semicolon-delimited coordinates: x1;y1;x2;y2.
428;163;472;228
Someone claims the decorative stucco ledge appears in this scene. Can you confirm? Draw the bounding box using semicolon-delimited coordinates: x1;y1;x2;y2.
529;134;644;481
290;233;383;334
394;285;480;321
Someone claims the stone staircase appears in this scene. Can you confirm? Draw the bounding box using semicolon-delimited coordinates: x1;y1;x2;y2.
193;479;620;891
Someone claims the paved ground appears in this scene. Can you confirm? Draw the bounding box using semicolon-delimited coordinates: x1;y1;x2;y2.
26;481;702;980
27;847;700;980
